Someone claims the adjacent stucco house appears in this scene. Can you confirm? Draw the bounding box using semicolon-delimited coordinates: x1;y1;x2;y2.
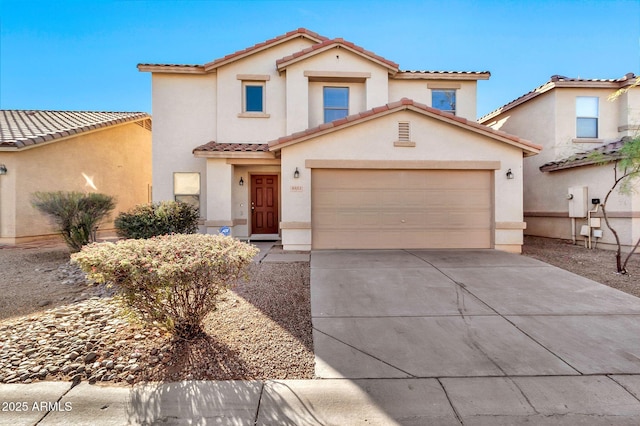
139;28;540;253
480;73;639;250
0;110;152;245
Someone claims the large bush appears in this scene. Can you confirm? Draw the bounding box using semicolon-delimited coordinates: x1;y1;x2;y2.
114;201;199;239
71;234;258;339
31;191;116;252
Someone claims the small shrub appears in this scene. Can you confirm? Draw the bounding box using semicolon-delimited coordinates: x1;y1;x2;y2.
114;201;199;239
31;191;116;252
71;234;259;339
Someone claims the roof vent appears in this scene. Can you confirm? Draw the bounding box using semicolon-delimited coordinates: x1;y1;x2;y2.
394;121;415;147
398;121;410;142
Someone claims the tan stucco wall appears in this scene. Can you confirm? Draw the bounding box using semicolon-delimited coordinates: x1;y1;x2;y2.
216;37;315;143
485;85;640;249
284;47;390;133
278;109;525;251
389;80;479;120
0;122;151;243
151;73;215;212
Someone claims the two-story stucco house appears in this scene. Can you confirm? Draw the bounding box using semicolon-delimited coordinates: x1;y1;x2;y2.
480;73;639;250
139;28;540;253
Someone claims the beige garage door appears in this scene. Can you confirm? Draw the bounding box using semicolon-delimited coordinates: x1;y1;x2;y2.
312;169;492;249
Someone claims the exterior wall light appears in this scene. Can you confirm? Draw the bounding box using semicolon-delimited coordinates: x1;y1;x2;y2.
506;169;514;180
294;168;300;179
0;164;7;175
239;177;244;186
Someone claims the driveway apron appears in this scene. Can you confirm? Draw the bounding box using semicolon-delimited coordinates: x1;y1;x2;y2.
310;249;640;379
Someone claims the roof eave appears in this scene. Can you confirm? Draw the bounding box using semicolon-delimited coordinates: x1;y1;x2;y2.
276;43;399;75
270;101;541;156
393;72;491;81
541;155;622;172
193;151;277;159
0;114;151;151
479;82;556;123
137;64;207;74
204;32;326;72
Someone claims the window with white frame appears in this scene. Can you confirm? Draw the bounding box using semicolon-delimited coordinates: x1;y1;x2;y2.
173;172;200;211
432;89;456;115
323;86;349;123
243;82;265;113
576;96;598;138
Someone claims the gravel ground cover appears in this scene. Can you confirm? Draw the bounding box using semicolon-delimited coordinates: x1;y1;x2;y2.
0;246;313;385
522;236;640;298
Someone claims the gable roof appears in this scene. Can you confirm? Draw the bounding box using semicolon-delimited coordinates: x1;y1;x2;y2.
269;98;541;156
204;28;328;72
138;28;328;74
0;110;150;150
479;73;638;123
539;138;630;172
276;38;399;74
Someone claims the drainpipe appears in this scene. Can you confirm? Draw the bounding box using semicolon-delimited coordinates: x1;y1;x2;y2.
0;164;6;241
571;218;576;245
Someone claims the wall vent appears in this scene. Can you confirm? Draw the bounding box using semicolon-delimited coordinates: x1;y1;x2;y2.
398;121;410;141
394;121;415;147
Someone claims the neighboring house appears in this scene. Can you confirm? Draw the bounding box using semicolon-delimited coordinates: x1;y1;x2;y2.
138;28;540;253
480;73;640;250
0;110;152;245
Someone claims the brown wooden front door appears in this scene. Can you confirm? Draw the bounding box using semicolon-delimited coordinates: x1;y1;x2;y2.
251;175;279;234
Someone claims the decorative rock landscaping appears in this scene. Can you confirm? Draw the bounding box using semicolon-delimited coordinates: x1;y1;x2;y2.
0;253;315;385
0;297;168;385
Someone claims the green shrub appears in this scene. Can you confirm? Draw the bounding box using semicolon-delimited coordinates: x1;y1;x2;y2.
31;191;116;252
114;201;199;239
71;234;259;339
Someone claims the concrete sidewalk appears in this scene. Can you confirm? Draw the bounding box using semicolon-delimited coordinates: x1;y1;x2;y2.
4;249;640;424
4;377;640;424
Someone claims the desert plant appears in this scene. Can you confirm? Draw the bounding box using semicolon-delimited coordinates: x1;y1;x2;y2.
71;234;258;339
114;201;199;239
31;191;116;252
590;136;640;274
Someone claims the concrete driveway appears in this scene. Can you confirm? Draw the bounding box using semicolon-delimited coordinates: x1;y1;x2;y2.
311;249;640;424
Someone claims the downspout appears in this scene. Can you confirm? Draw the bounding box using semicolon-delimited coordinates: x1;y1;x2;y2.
0;164;6;241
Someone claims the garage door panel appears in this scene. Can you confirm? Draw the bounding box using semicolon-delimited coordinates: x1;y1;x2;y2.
312;169;492;249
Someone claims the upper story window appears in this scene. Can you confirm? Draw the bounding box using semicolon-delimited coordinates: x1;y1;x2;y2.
244;83;264;113
323;87;349;123
432;89;456;115
576;96;598;138
237;74;270;118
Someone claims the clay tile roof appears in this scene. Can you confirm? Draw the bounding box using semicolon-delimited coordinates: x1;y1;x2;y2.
276;38;399;72
137;63;205;73
539;138;630;172
396;70;491;80
479;73;638;123
192;141;270;153
269;98;541;155
204;28;329;70
0;110;150;149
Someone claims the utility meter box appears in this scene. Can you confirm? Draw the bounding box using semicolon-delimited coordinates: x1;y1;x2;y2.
568;186;588;218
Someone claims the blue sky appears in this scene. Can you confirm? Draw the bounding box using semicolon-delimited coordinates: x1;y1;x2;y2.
1;0;639;118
